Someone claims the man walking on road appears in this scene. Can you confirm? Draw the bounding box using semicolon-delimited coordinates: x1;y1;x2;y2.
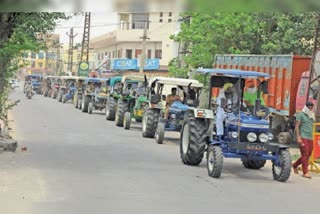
292;102;315;179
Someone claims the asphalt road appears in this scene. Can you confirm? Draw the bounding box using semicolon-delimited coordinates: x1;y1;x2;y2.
1;86;320;214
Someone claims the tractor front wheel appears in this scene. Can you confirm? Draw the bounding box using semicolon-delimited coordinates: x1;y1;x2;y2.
106;97;116;121
272;149;291;182
155;123;165;144
207;144;223;178
124;112;131;130
88;102;93;114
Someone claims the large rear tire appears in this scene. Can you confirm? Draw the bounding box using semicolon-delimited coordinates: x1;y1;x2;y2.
106;97;116;121
123;112;131;130
207;144;223;178
115;99;128;127
242;159;266;169
272;149;291;182
180;115;207;165
142;109;159;138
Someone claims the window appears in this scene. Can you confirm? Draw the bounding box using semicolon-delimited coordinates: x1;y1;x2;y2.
135;49;142;58
148;49;152;59
155;49;162;59
31;61;35;68
169;12;172;17
160;19;163;23
168;19;172;23
132;13;149;29
38;52;44;59
109;52;111;58
38;62;43;68
113;51;115;58
31;52;37;59
22;52;29;58
118;49;122;58
126;49;132;59
160;12;163;17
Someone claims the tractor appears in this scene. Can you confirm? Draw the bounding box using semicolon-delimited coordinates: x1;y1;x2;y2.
24;74;43;94
114;75;148;127
80;77;109;113
50;77;62;99
142;77;214;144
180;68;292;182
57;76;77;102
60;77;84;104
121;75;150;130
42;76;55;97
105;76;123;121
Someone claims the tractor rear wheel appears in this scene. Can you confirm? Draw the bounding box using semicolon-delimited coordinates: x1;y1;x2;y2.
115;99;128;127
180;115;207;166
207;144;223;178
272;149;291;182
124;112;131;130
106;97;116;121
142;109;159;138
242;159;266;169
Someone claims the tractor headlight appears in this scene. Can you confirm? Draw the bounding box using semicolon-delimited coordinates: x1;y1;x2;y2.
231;131;238;139
259;133;269;143
247;132;257;142
171;114;176;119
268;133;274;141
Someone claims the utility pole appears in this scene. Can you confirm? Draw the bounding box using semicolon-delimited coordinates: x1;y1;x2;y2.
66;28;77;76
139;20;149;74
78;12;91;77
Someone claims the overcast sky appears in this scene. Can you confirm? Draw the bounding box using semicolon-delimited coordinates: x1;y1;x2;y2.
54;12;118;44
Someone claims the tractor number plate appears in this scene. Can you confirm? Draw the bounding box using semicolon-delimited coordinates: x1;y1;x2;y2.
246;143;268;151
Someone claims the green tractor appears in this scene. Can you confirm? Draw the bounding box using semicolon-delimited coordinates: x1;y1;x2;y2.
114;75;148;128
105;76;123;121
122;75;150;130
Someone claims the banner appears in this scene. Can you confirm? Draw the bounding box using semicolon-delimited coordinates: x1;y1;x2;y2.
78;62;89;77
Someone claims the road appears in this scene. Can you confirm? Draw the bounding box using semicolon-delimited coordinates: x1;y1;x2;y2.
1;86;319;214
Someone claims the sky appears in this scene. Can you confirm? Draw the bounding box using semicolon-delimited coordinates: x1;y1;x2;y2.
54;12;118;44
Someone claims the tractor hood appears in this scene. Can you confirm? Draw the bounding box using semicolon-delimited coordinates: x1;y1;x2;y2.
226;113;269;132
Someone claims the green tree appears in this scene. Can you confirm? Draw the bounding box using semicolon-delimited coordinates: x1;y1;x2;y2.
0;12;67;128
170;12;319;78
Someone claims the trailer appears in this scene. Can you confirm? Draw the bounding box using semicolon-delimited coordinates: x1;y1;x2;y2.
214;54;312;141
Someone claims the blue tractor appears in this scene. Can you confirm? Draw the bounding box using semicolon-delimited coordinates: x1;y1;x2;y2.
80;77;109;114
57;76;77;102
142;77;214;144
180;69;292;182
105;76;123;121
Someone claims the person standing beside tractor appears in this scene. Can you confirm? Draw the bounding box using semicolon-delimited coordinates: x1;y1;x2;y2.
292;101;315;179
164;87;181;119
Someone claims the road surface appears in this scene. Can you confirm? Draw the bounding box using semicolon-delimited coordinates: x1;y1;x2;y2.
1;86;319;214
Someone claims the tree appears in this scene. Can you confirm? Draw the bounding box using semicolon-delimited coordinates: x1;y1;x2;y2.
170;12;319;77
0;12;67;128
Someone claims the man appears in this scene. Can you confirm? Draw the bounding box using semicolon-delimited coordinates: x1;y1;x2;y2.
292;101;315;179
216;83;236;138
243;79;265;107
165;88;181;119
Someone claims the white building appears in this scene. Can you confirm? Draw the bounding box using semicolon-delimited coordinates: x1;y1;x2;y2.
90;10;180;72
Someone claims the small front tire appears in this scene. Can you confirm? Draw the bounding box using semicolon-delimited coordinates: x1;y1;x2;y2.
207;145;223;178
124;112;131;130
155;123;165;144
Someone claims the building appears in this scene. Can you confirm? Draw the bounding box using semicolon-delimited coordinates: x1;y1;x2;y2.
20;34;61;76
90;8;180;76
60;43;96;76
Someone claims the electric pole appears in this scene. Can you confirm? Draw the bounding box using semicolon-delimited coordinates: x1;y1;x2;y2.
139;20;149;74
66;27;77;76
78;12;91;77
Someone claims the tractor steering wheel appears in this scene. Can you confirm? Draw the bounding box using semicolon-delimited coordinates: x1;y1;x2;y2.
223;103;233;113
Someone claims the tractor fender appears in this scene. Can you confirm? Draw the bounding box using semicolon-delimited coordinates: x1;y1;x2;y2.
187;108;215;119
209;139;221;146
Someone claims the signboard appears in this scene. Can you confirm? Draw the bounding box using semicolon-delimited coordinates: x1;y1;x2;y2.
78;62;89;77
137;59;160;70
112;59;137;70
